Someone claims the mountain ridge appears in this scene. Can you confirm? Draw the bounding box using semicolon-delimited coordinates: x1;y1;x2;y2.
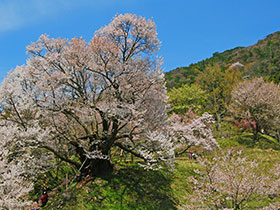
165;31;280;89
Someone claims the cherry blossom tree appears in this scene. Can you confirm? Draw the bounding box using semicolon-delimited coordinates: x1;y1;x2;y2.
0;158;33;209
0;14;174;178
184;150;280;210
170;112;218;156
0;125;34;209
229;77;280;142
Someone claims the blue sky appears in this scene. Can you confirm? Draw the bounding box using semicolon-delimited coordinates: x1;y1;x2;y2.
0;0;280;81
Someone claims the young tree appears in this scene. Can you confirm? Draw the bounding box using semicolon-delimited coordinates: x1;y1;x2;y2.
184;150;280;210
222;67;243;105
196;64;225;127
167;83;218;155
196;64;242;128
170;112;218;155
229;77;280;142
0;14;174;177
167;84;206;114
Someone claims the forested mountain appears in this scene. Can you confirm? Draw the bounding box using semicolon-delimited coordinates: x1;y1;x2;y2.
165;31;280;89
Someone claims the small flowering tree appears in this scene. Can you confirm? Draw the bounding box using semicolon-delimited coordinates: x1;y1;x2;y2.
184;150;280;210
170;112;218;155
229;77;280;142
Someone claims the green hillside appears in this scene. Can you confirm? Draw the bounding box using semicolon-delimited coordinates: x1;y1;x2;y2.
31;136;280;209
165;31;280;89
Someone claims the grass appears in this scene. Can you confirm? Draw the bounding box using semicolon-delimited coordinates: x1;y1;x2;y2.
36;163;178;210
170;158;201;207
39;149;280;209
32;152;280;209
32;158;202;210
29;130;280;210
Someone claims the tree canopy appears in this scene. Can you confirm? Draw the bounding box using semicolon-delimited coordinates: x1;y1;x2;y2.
167;84;206;114
0;14;174;179
229;77;280;141
0;13;222;209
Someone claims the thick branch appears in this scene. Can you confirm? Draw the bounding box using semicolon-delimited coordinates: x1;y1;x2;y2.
9;98;27;130
62;109;90;136
41;145;80;169
175;145;192;156
114;142;145;160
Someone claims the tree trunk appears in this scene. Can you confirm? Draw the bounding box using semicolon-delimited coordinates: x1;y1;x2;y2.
81;158;113;178
253;129;258;143
215;112;221;130
252;123;260;143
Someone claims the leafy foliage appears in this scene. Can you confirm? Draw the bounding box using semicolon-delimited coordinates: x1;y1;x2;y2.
167;84;206;114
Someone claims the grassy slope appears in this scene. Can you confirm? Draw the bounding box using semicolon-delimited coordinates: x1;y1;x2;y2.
34;131;280;209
